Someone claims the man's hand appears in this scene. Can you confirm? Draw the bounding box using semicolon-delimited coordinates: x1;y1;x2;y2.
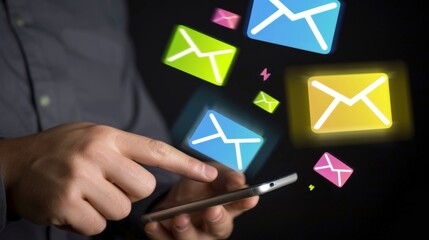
144;162;259;240
0;122;218;236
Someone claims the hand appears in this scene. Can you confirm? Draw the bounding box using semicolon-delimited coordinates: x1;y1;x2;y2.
144;162;259;240
0;122;218;236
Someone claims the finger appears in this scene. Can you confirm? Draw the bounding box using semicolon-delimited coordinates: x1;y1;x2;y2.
60;199;107;236
170;214;200;240
144;221;173;240
101;151;157;201
114;131;218;181
83;174;131;221
224;195;260;218
224;171;247;191
201;206;233;239
211;167;247;193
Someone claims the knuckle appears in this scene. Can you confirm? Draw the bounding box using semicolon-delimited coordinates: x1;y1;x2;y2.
111;194;131;220
74;140;102;162
120;201;132;218
209;210;233;239
78;209;107;235
73;126;117;162
64;157;92;182
79;125;115;150
147;139;172;161
189;157;205;174
131;172;156;200
86;218;107;235
141;173;156;197
86;124;115;137
111;200;132;220
50;185;76;209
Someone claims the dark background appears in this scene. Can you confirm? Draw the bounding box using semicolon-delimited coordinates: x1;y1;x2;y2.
127;0;426;239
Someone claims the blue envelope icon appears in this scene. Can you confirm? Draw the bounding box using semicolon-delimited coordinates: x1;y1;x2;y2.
246;0;342;54
188;110;264;172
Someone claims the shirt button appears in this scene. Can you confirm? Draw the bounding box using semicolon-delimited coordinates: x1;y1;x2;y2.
15;15;25;27
39;95;51;107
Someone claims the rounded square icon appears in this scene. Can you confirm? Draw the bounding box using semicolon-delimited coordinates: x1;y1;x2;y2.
188;110;264;172
253;91;280;113
212;8;241;30
246;0;342;54
307;73;392;133
313;152;353;187
163;25;238;86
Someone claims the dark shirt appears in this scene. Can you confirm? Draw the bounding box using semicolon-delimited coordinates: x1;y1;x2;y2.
0;0;179;239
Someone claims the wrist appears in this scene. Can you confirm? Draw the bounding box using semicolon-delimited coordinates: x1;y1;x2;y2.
0;136;26;191
0;137;11;188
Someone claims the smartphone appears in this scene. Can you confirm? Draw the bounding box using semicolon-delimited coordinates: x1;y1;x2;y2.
141;172;298;224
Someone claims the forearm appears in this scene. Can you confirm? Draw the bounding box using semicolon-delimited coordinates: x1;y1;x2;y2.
0;137;22;233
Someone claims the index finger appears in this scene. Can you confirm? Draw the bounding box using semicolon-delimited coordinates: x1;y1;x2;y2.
114;131;218;182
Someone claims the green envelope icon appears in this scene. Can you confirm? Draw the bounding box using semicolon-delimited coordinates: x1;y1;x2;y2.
162;25;238;86
253;91;280;113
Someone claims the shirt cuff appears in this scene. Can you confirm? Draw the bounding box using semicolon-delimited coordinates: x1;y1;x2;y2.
0;162;7;231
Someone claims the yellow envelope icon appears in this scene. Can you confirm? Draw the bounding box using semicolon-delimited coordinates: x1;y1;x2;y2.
307;73;392;133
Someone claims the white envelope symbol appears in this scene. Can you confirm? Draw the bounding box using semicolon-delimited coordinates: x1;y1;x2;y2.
188;110;264;172
307;73;392;133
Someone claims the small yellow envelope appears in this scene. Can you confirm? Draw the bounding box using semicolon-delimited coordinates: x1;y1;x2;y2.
253;91;280;113
307;73;392;133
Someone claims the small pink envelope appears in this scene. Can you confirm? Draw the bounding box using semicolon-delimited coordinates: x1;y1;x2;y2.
314;152;353;188
211;7;241;30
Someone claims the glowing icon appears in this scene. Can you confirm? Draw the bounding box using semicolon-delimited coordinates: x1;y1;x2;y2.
309;184;315;191
307;73;392;133
260;67;271;81
253;91;280;113
163;25;238;86
246;0;342;54
188;110;264;172
211;7;241;30
285;61;413;147
314;152;353;187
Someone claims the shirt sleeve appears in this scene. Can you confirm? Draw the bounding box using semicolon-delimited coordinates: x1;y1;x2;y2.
0;137;21;233
0;135;6;231
0;164;6;232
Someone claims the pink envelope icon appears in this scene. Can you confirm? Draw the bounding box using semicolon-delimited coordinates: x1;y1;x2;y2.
211;7;241;30
313;152;353;188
